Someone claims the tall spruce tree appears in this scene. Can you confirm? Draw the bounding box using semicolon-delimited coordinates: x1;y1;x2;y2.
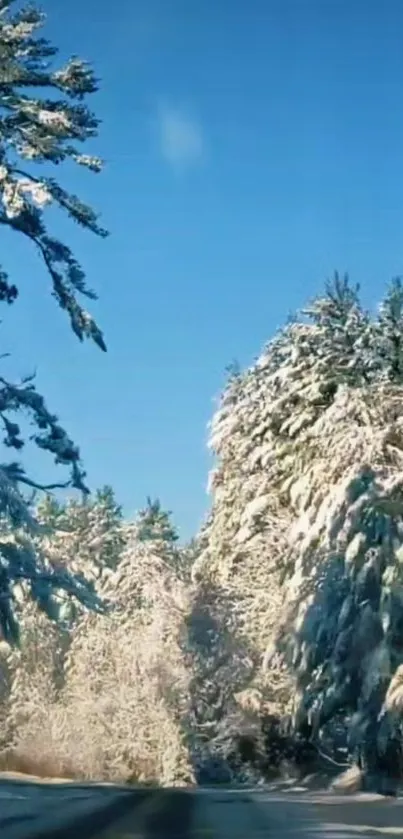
269;280;403;791
32;487;125;624
137;497;179;545
375;277;403;383
197;275;403;792
0;1;107;641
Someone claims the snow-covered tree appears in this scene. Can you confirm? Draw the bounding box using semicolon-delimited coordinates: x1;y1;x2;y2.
36;486;126;596
197;275;403;791
0;486;128;764
185;576;264;783
55;510;194;785
136;496;192;578
0;1;108;640
137;497;179;545
374;277;403;383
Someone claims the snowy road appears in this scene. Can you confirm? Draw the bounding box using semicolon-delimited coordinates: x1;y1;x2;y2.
2;777;403;838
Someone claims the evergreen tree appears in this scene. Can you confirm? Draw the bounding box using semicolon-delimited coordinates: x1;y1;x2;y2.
135;497;189;575
137;497;179;544
302;273;375;386
374;277;403;383
0;2;108;641
37;486;125;576
197;274;403;791
61;516;194;785
33;486;125;624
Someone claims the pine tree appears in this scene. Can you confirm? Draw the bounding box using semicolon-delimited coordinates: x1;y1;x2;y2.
2;487;126;757
61;517;194;785
137;497;179;544
0;2;108;641
33;486;125;625
374;277;403;383
197;275;403;791
302;273;375;386
37;486;125;576
135;497;190;576
0;0;107;344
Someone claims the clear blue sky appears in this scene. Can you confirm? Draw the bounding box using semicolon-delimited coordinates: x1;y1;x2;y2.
5;0;403;539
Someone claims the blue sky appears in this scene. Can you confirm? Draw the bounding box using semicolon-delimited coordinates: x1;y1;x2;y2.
5;0;403;539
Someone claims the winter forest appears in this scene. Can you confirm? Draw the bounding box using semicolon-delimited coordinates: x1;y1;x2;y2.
1;1;403;796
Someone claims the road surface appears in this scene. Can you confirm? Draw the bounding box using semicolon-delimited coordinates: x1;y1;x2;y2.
1;776;403;838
